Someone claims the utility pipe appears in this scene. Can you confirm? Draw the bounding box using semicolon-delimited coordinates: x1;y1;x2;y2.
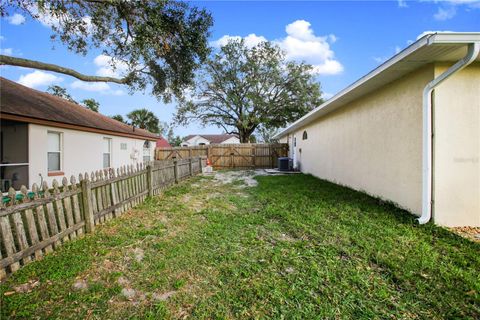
418;42;480;224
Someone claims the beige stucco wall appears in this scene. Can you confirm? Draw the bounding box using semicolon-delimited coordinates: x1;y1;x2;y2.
290;65;434;215
28;124;155;187
433;62;480;227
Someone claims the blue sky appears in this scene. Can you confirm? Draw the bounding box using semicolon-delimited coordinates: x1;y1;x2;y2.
1;1;479;137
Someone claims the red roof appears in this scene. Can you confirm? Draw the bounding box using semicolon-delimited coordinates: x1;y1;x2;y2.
0;77;158;140
156;137;171;148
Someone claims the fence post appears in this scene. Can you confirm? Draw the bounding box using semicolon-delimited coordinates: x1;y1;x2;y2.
199;156;203;174
189;158;193;177
147;164;153;197
80;179;95;233
174;160;179;184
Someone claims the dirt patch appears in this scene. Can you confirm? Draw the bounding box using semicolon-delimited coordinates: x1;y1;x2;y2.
449;227;480;243
213;170;267;188
152;290;176;301
72;279;88;291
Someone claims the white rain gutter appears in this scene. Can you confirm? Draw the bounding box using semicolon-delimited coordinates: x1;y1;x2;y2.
418;41;480;224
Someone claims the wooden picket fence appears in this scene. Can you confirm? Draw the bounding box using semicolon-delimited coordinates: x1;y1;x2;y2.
0;157;205;280
156;143;288;169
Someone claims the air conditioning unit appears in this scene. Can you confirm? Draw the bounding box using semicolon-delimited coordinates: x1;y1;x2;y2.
278;157;292;171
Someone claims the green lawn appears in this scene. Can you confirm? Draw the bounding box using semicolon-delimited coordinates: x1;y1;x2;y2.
1;172;479;319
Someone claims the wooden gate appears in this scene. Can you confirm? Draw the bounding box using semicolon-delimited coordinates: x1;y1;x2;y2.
155;143;288;169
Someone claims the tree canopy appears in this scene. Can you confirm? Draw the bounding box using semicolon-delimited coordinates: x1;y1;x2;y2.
127;108;162;134
81;98;100;112
47;85;76;103
175;40;323;142
167;127;183;146
47;85;101;112
0;0;213;102
110;114;126;123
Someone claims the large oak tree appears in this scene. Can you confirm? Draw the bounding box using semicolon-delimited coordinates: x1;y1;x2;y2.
175;40;323;143
0;0;213;102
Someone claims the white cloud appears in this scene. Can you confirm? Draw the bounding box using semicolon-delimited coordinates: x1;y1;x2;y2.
279;20;343;75
373;45;403;64
444;0;480;5
426;0;480;20
71;79;125;95
111;89;125;96
7;13;26;25
71;80;110;92
328;34;338;43
94;54;129;78
434;6;457;20
322;92;334;100
17;70;63;88
0;48;13;56
398;0;408;7
373;56;387;64
0;35;5;41
211;33;267;48
211;20;343;76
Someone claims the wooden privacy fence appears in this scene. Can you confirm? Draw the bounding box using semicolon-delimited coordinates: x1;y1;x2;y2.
0;157;205;280
156;143;288;169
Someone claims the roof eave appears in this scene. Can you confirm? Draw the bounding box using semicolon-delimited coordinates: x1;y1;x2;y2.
273;32;480;139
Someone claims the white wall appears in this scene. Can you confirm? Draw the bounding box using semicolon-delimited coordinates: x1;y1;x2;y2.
28;124;155;187
433;62;480;226
220;137;240;144
182;136;211;147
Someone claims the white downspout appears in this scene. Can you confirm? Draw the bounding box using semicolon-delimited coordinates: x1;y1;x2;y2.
418;42;480;224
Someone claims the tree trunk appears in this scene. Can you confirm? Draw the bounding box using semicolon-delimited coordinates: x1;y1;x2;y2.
238;126;256;143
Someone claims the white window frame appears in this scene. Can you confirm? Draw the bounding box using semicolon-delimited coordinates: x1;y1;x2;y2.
47;131;62;172
103;137;112;168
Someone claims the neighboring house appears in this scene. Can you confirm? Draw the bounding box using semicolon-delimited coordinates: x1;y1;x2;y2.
0;77;157;192
274;32;480;227
156;137;171;148
181;134;240;147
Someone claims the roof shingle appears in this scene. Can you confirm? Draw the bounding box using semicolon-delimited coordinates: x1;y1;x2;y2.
0;77;158;140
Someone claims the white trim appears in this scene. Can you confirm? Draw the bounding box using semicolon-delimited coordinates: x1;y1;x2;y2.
103;137;112;168
47;130;63;172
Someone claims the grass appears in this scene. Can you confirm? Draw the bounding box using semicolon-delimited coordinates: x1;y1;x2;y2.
1;173;479;319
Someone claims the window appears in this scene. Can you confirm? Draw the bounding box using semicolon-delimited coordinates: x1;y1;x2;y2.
120;143;127;150
103;138;112;168
48;132;62;172
143;140;150;163
302;130;308;140
1;120;29;191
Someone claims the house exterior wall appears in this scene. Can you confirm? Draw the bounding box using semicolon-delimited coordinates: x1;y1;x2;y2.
182;136;211;147
220;137;240;144
28;124;155;187
288;65;434;215
433;62;480;226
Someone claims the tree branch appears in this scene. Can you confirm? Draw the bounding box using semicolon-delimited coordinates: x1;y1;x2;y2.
0;55;128;84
